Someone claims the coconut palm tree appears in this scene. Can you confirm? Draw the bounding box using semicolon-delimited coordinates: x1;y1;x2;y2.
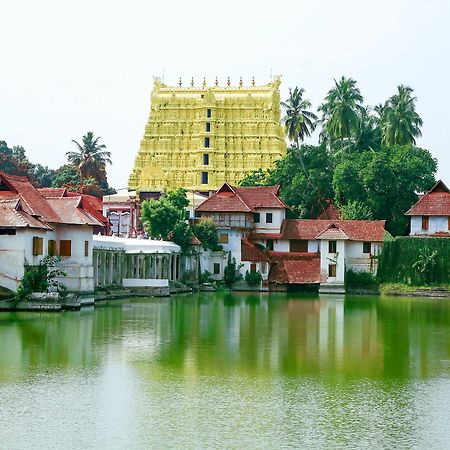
318;76;364;152
66;132;112;185
281;87;318;148
380;85;423;146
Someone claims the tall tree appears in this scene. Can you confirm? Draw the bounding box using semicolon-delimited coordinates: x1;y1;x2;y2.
380;85;423;146
281;87;318;147
66;131;112;185
318;76;364;151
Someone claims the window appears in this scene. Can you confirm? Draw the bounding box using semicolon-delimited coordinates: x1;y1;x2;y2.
32;237;43;256
204;137;210;148
266;239;274;251
185;210;190;220
206;122;211;132
250;263;257;273
219;214;225;221
201;172;208;184
290;240;308;252
422;216;429;230
253;213;260;223
328;264;337;277
363;242;371;254
84;240;89;257
219;233;229;244
266;213;273;223
213;263;220;274
0;228;16;235
60;240;72;257
203;153;209;165
328;240;337;253
206;108;212;118
48;239;56;256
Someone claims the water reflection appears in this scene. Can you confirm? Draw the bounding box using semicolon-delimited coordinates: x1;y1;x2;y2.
0;293;449;381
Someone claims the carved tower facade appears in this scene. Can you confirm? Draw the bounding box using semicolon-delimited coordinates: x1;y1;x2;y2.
129;76;287;193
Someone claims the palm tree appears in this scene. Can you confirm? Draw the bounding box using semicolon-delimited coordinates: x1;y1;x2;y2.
66;132;112;186
318;76;364;152
281;87;318;148
380;85;423;146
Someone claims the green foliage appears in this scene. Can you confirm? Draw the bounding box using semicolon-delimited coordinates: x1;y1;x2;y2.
199;270;214;284
17;256;67;300
166;188;189;211
339;200;373;220
377;237;450;286
192;219;223;251
239;169;270;187
345;269;379;288
142;198;180;239
245;270;262;287
223;252;243;287
171;220;193;252
333;145;436;235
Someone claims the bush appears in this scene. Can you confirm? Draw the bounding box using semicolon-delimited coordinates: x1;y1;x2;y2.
345;269;378;288
199;270;214;284
245;270;262;287
223;252;243;287
377;237;450;285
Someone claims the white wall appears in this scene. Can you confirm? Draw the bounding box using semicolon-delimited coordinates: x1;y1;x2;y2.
320;239;346;285
410;216;449;235
254;208;285;232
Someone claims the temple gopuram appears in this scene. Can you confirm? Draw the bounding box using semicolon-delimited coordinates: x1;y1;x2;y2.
128;76;287;194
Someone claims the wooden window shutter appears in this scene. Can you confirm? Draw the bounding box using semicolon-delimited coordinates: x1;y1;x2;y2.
84;240;89;257
33;237;43;256
60;240;72;257
48;239;56;256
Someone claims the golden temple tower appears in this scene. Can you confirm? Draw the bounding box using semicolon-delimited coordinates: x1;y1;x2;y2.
128;76;287;193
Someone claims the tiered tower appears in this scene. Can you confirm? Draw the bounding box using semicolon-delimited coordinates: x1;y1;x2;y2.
128;76;287;193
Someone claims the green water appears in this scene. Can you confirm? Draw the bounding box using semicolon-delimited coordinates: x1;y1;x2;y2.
0;293;449;449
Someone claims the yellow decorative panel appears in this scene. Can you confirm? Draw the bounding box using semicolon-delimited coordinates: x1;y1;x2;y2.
128;76;287;193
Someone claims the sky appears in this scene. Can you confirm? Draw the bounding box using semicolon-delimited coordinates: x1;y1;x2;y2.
1;0;449;189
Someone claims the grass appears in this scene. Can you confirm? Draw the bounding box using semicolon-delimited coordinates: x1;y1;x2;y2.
380;282;450;294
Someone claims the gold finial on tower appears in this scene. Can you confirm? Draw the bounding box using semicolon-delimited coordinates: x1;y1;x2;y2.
190;77;194;87
239;76;243;87
227;76;231;87
202;77;206;88
178;77;182;87
215;76;219;87
252;76;255;86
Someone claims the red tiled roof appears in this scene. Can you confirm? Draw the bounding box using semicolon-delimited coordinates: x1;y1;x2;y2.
315;224;349;240
38;187;67;197
280;219;386;242
241;239;271;262
0;172;61;223
0;200;51;230
45;197;104;226
196;183;287;213
405;181;450;216
247;231;281;240
267;251;319;261
269;257;321;284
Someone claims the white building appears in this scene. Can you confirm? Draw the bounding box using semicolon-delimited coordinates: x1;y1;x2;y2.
195;183;386;292
0;172;104;292
405;180;450;236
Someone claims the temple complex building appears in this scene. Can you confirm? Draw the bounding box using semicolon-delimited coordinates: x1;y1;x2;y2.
128;76;287;194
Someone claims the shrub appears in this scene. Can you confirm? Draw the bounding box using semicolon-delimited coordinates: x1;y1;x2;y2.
245;270;262;287
199;270;214;284
345;269;378;288
223;252;243;287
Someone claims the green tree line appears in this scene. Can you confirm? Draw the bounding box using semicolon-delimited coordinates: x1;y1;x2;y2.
240;77;437;236
0;131;115;197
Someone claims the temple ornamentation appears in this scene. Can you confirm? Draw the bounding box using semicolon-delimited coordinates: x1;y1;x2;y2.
128;76;287;193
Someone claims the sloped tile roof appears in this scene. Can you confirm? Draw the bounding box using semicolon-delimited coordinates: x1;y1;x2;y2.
0;172;60;223
405;185;450;216
196;183;287;213
45;197;104;226
280;219;386;242
241;239;271;262
315;224;349;240
38;187;67;197
267;251;319;261
0;200;51;229
269;257;321;284
247;231;281;240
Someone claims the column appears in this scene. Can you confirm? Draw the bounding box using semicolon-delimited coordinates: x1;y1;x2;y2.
93;251;99;287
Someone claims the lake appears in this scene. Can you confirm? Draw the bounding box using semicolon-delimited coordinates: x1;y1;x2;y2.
0;292;449;449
